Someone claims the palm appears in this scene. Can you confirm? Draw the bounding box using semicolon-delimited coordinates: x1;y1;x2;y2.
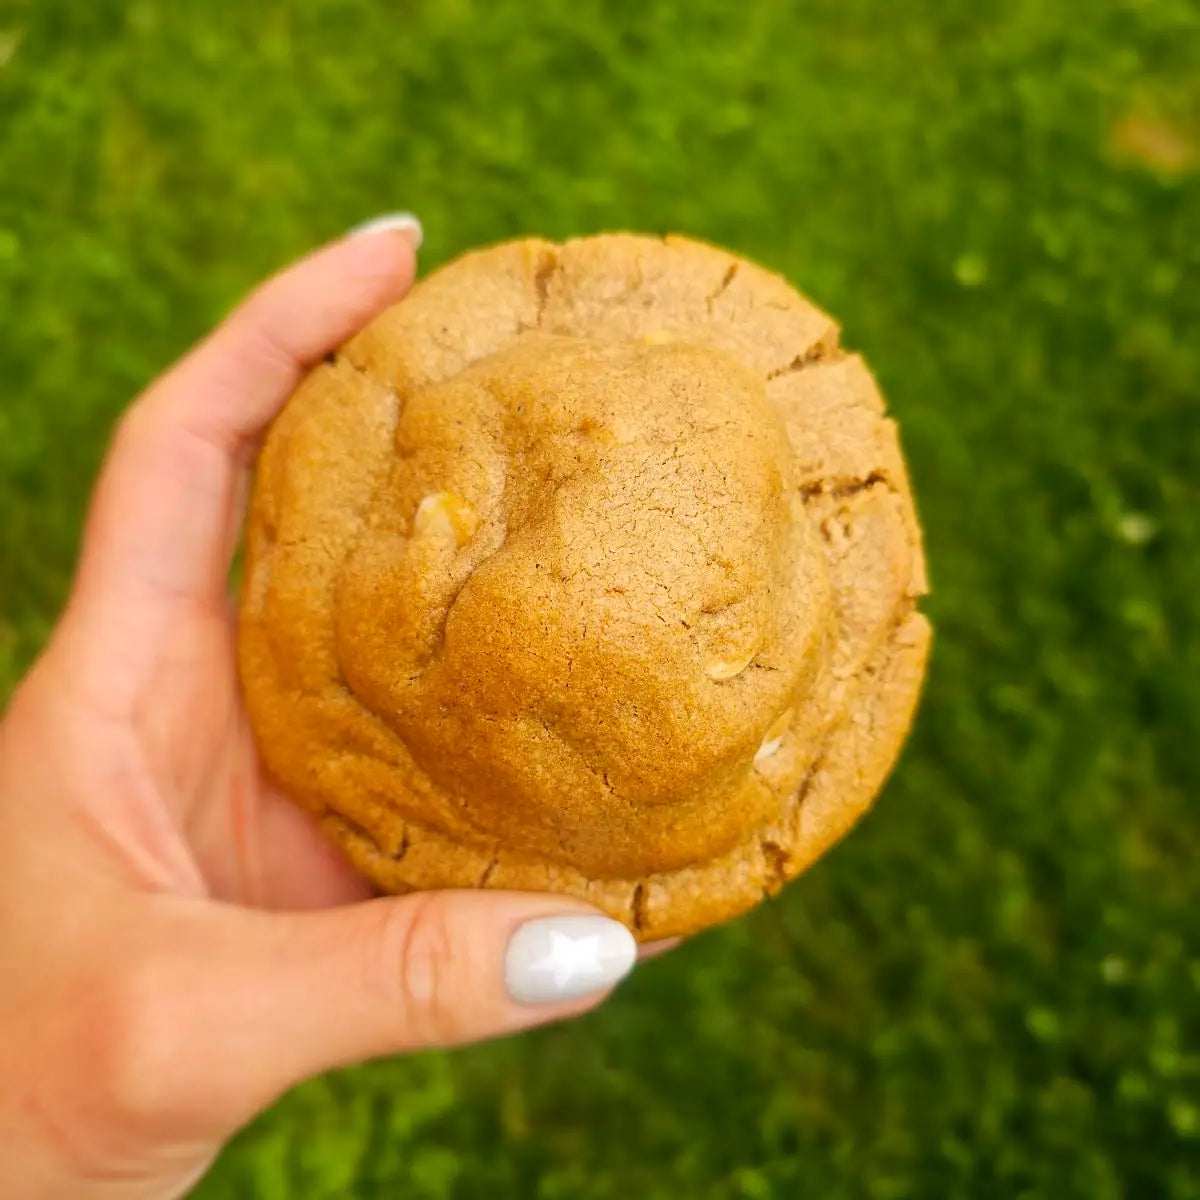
150;604;372;911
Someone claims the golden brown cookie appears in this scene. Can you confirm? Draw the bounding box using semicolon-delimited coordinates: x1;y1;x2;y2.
237;233;931;940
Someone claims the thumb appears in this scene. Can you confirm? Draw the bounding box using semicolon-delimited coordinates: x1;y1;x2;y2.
146;893;637;1134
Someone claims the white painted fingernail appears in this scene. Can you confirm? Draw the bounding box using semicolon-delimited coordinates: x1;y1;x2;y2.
505;914;637;1005
346;211;423;249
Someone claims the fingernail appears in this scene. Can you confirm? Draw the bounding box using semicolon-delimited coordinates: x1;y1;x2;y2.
346;211;423;249
638;937;682;961
505;914;637;1005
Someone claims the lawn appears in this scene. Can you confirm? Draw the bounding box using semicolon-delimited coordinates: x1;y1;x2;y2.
2;0;1199;1196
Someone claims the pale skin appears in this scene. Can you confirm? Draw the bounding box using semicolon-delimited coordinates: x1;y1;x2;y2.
0;227;667;1198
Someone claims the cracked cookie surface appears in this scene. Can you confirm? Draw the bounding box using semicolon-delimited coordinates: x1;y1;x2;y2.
237;233;931;939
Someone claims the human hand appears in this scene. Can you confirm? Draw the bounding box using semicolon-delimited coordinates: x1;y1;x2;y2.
0;218;646;1199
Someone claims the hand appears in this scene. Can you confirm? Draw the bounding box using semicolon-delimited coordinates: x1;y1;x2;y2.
0;220;646;1199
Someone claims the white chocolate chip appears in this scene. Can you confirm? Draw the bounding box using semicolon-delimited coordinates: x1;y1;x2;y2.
755;707;793;762
706;652;755;681
755;736;784;762
413;492;479;547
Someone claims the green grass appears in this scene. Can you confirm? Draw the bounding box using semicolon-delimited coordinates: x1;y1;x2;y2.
3;0;1199;1196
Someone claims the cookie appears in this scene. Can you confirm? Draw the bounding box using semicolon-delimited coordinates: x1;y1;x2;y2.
237;233;931;940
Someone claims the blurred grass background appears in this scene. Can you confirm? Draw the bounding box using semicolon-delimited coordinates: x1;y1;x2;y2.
2;0;1199;1196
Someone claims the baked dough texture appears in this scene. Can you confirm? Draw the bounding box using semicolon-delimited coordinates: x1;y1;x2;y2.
237;233;931;939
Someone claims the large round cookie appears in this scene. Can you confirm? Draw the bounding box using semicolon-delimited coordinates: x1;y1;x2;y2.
237;233;931;940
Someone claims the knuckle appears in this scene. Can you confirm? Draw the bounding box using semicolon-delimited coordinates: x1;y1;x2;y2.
377;896;468;1047
85;956;186;1134
110;396;175;467
110;397;146;446
22;957;189;1181
226;295;299;380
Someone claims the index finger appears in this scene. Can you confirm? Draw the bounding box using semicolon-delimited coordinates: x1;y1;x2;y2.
73;218;420;626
